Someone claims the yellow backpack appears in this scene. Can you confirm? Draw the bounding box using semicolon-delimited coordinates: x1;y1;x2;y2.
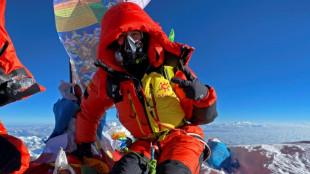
141;65;187;136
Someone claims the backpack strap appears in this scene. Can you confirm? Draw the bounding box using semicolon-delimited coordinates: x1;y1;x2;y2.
106;75;123;103
94;59;132;103
94;59;132;82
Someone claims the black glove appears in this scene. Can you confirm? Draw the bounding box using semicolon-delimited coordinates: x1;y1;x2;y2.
71;143;93;161
171;65;208;101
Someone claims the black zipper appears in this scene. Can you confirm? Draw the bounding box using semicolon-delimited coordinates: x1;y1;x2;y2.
127;90;136;118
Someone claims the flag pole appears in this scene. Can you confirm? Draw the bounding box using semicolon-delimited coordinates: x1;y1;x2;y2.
69;58;73;93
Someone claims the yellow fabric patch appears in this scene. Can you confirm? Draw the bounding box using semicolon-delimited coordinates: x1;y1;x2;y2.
141;66;185;133
55;5;98;32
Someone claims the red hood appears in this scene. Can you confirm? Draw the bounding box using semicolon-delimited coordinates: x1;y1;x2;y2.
97;2;194;71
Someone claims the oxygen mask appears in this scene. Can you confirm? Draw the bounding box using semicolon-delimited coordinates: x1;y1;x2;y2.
115;31;147;66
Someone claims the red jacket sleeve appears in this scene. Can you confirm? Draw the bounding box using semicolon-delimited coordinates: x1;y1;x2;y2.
75;70;114;144
0;0;45;107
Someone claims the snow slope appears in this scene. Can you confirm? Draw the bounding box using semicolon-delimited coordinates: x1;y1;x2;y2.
229;141;310;174
200;141;310;174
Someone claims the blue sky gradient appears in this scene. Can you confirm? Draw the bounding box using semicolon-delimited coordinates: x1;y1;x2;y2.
1;0;309;125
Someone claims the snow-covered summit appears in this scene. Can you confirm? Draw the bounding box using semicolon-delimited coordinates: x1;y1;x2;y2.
201;141;310;174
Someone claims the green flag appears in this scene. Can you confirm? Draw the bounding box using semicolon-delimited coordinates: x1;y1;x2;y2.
169;29;175;42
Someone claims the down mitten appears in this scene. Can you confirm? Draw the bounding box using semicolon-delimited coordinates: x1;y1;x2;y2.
171;65;208;101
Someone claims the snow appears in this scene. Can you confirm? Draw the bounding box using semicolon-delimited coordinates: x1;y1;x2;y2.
232;142;310;174
5;121;310;174
200;142;310;174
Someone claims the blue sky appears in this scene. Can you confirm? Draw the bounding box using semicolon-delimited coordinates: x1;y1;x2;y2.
1;0;309;125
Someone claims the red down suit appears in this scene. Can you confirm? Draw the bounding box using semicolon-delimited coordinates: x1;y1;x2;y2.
0;119;30;174
75;2;218;174
0;0;45;106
